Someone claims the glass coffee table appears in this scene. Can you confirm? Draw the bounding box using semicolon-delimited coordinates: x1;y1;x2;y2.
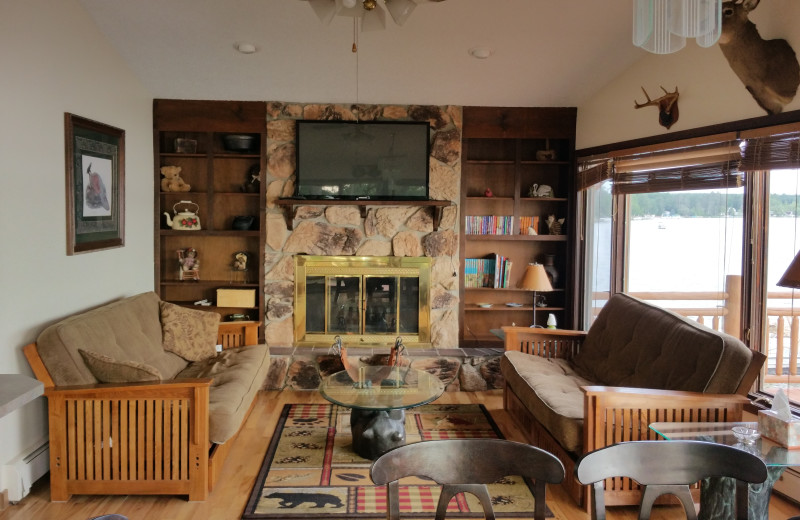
650;421;800;520
320;365;445;459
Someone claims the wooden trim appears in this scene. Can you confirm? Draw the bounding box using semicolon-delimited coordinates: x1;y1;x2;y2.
577;109;800;158
22;343;54;389
217;321;260;349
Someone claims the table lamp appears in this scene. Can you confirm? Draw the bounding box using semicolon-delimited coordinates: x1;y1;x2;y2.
518;263;553;327
778;249;800;288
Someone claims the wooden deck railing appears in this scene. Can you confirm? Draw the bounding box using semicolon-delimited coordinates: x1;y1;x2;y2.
593;275;800;384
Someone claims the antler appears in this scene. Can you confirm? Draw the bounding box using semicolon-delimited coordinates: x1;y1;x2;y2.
634;86;679;109
634;87;658;108
634;86;680;129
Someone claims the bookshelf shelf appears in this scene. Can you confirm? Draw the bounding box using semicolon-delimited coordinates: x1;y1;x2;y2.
458;106;576;346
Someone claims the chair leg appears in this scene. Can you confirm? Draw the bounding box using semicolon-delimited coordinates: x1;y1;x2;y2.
387;481;400;520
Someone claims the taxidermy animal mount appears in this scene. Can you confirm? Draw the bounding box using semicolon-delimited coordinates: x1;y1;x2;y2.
719;0;800;115
634;86;680;129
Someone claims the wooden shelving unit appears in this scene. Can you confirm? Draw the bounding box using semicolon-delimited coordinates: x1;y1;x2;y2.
459;106;577;347
153;100;266;341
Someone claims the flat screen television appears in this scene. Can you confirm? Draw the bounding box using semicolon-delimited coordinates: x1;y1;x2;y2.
294;120;430;200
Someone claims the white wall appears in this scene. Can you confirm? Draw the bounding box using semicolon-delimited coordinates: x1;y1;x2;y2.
577;0;800;149
0;0;153;478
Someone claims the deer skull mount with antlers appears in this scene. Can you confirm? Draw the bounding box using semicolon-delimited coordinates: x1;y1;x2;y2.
719;0;800;115
634;86;680;129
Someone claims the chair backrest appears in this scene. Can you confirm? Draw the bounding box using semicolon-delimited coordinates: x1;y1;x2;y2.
370;438;564;520
575;440;768;520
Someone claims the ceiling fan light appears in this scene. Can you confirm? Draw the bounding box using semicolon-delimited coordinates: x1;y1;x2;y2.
336;0;364;18
385;0;416;26
361;3;386;31
308;0;338;24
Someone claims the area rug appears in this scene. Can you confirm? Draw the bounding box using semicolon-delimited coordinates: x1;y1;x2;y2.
242;403;552;519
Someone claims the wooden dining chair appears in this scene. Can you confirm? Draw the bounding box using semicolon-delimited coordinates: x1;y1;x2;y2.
575;440;768;520
370;438;565;520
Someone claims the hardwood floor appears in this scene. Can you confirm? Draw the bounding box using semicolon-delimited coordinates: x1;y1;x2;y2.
1;389;798;520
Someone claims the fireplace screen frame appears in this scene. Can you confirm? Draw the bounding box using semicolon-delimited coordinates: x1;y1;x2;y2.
294;255;432;347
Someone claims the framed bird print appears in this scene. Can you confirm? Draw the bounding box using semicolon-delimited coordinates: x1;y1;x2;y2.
64;113;125;255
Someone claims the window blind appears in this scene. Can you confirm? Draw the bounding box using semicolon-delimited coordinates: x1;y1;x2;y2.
612;141;744;194
739;130;800;171
577;139;744;194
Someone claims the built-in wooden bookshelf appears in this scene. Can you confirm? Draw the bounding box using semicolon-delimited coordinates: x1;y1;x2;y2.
459;106;577;347
153;100;266;341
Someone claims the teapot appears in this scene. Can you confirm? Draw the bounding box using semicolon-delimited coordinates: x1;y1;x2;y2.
164;200;201;230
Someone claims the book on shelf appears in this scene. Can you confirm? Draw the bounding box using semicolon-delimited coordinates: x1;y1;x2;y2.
518;216;540;235
465;215;513;235
464;254;513;289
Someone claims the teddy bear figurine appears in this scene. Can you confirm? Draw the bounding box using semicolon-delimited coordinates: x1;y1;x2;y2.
160;165;190;192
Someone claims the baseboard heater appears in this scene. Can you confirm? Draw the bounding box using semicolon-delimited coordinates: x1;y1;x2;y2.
1;439;49;503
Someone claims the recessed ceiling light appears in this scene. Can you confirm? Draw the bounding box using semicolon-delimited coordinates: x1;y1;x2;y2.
468;47;493;59
235;42;258;54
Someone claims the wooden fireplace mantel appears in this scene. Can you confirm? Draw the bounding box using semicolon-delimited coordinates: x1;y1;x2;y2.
275;198;453;230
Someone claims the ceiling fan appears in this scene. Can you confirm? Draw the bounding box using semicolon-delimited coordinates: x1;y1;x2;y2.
306;0;446;31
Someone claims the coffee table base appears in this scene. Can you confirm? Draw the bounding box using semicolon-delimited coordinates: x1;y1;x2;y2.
698;466;784;520
350;409;406;460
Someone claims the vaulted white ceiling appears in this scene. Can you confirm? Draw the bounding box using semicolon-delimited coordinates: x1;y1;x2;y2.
78;0;645;107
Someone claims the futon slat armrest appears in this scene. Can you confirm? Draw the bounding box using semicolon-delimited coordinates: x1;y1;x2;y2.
43;377;212;398
581;385;751;406
581;385;750;453
502;326;586;359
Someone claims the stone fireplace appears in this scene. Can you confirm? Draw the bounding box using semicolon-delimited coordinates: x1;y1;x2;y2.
293;255;431;347
262;101;461;349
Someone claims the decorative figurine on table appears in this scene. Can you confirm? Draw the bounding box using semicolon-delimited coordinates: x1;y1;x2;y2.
177;247;200;281
230;251;249;283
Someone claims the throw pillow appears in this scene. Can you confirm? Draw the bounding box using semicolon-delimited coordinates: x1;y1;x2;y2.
79;349;162;383
160;301;220;362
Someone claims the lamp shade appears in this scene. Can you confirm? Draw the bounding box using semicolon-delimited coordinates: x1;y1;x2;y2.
518;263;553;292
778;250;800;289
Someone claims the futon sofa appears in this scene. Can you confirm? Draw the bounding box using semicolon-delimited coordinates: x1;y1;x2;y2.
500;293;764;508
23;291;269;501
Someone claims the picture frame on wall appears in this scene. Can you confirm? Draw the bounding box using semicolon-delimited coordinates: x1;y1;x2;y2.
64;113;125;255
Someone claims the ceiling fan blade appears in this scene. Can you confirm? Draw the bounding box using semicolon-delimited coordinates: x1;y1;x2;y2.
385;0;416;26
308;0;337;24
361;3;386;31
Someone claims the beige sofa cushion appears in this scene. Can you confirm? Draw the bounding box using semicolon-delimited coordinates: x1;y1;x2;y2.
160;302;220;362
501;350;591;453
572;293;751;394
79;349;162;383
36;292;189;386
175;344;270;444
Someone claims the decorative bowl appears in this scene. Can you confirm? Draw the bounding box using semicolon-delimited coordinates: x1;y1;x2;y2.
476;303;493;308
732;426;760;445
223;134;256;152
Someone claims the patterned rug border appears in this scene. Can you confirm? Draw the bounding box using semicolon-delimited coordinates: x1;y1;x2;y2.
242;403;546;519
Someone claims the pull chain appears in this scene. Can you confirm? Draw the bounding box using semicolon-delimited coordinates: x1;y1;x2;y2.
352;17;358;53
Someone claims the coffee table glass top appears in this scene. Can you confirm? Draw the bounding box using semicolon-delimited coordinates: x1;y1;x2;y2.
649;421;800;467
320;366;445;411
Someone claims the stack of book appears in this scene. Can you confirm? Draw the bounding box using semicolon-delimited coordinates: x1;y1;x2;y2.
464;254;513;288
518;216;540;235
465;215;514;235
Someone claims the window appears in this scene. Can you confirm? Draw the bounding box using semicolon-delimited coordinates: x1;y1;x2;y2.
762;169;800;401
625;187;744;335
581;180;613;330
577;122;800;403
